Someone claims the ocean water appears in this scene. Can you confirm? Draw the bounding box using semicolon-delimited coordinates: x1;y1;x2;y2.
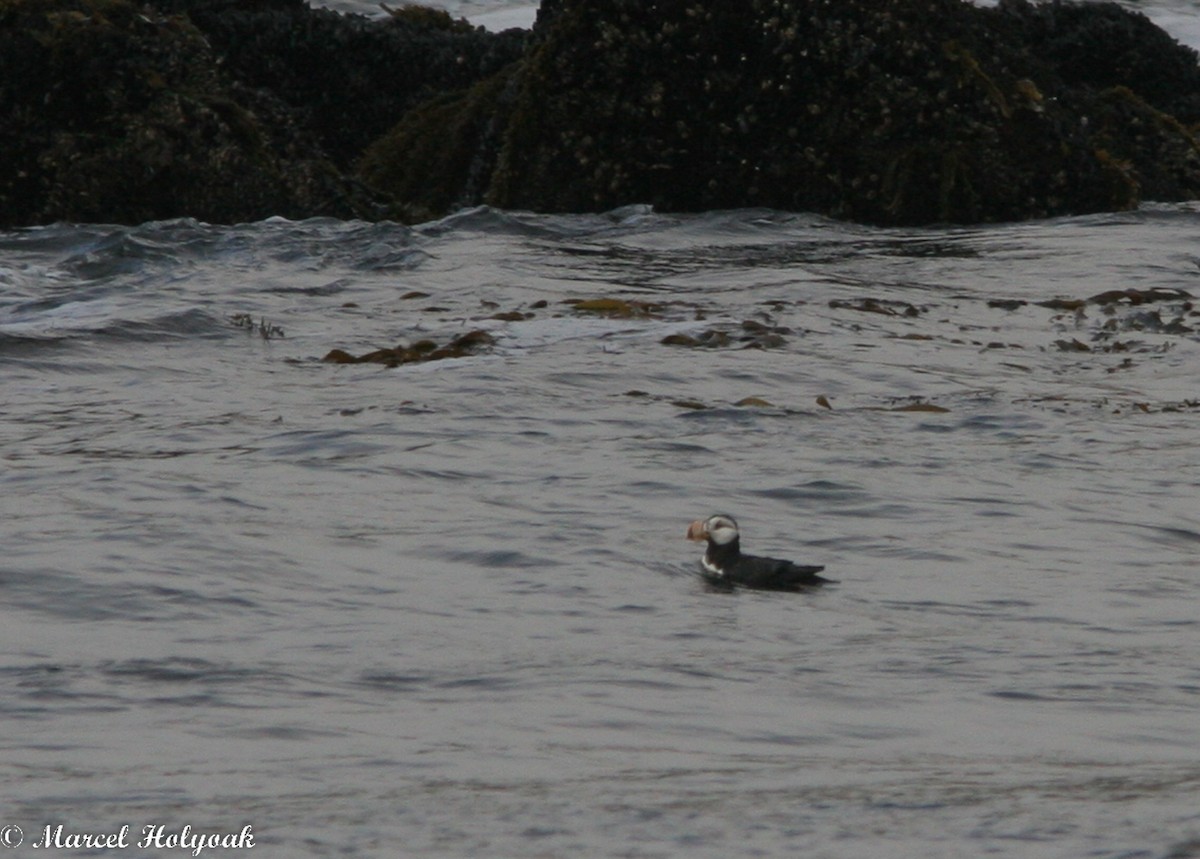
314;0;541;30
3;203;1200;857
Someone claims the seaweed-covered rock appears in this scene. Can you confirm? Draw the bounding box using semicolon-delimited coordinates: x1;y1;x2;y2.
997;0;1200;122
5;0;1200;227
996;0;1200;205
0;0;527;227
0;0;375;226
145;0;528;168
366;0;1200;225
358;65;522;223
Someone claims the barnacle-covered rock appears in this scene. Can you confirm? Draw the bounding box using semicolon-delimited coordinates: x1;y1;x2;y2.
0;0;527;227
5;0;1200;227
147;0;528;168
368;0;1200;225
997;0;1200;122
0;0;374;225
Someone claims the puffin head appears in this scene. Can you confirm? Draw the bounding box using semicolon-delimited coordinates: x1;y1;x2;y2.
686;514;740;546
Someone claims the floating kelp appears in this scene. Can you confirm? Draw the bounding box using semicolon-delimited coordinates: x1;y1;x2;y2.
887;401;952;414
1088;287;1192;306
988;299;1029;311
476;298;548;321
1059;337;1164;355
662;320;790;350
829;298;924;317
662;331;730;349
566;298;663;318
1039;281;1197;354
230;314;285;340
488;310;533;321
623;389;821;416
1034;287;1192;311
1104;310;1194;334
322;329;495;367
1159;400;1200;413
640;394;959;415
972;287;1197;363
1119;399;1200;414
741;319;793;341
1038;298;1088;311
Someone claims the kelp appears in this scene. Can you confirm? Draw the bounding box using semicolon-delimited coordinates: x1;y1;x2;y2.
567;298;663;318
661;320;791;350
322;329;495;367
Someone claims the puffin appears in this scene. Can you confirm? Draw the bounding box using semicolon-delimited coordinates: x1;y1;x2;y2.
686;513;832;591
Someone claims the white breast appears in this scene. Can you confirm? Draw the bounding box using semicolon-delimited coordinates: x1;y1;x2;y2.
701;556;725;577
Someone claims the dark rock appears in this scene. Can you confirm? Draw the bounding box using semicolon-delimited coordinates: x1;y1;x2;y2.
5;0;1200;227
0;0;526;226
358;65;523;222
367;0;1200;225
146;0;528;168
0;0;376;225
997;0;1200;123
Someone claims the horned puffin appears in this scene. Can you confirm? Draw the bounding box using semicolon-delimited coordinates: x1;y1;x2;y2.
686;513;832;591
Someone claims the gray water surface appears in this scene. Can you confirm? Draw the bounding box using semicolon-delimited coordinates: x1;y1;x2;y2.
3;206;1199;857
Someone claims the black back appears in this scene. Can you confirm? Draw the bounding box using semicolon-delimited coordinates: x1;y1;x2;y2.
704;536;831;591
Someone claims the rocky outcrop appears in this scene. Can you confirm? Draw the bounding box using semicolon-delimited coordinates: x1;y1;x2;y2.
3;0;1200;227
363;0;1200;226
0;0;355;225
0;0;525;226
146;0;527;168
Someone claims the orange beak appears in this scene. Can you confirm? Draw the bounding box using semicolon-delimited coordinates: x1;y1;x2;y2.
686;519;708;541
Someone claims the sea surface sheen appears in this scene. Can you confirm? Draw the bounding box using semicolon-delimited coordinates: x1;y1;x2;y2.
2;205;1200;857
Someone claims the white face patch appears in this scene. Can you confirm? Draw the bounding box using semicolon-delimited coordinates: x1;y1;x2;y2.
705;515;739;546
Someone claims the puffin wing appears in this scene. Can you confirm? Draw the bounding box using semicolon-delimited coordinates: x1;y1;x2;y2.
735;555;830;590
